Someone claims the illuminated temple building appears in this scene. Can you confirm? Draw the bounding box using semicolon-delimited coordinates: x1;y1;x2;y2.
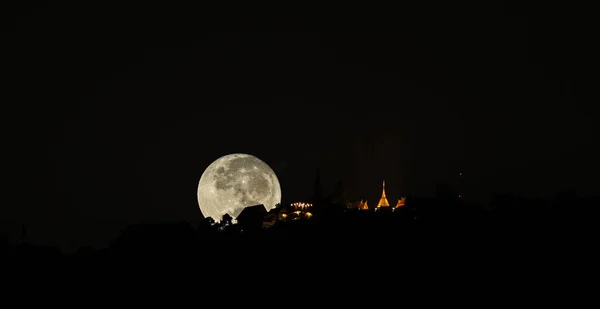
396;197;406;208
278;202;313;221
349;199;369;210
375;180;390;210
348;180;406;212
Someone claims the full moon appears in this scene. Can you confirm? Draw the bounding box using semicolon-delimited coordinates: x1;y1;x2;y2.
197;153;282;222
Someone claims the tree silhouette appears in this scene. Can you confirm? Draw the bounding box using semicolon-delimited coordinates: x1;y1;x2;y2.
221;213;232;225
205;217;215;226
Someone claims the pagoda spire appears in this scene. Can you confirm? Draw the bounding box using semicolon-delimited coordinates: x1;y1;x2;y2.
377;180;390;207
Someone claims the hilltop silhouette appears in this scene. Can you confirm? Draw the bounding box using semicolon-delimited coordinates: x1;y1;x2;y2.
3;192;597;265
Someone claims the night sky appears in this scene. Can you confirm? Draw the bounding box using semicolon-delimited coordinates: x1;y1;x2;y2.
3;2;597;251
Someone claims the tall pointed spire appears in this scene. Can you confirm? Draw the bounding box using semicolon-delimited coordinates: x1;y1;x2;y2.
313;168;323;202
377;180;390;207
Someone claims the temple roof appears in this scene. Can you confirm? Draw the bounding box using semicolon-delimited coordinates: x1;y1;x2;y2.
395;197;406;208
236;204;267;223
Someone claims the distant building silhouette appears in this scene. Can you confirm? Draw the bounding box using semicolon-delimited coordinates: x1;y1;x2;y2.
236;204;267;233
313;168;323;202
458;172;464;200
263;205;283;228
328;180;348;206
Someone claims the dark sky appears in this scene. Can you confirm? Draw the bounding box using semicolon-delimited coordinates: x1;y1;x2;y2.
3;2;598;251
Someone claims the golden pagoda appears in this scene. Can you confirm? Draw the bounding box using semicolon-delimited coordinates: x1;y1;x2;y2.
395;197;406;208
376;180;390;208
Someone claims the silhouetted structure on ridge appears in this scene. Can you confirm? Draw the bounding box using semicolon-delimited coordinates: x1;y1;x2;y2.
20;224;26;244
236;204;267;233
262;204;281;228
313;168;323;203
458;172;464;200
328;179;348;206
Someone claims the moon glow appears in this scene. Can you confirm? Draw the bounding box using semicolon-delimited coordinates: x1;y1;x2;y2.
197;153;282;221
